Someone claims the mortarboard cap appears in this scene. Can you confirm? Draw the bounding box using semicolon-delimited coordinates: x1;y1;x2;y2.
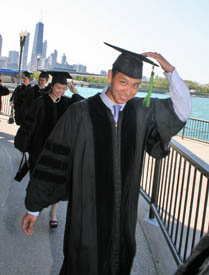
39;71;49;80
48;71;72;85
23;71;32;78
104;42;159;79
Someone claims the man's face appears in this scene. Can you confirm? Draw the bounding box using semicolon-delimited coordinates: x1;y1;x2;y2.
23;76;30;86
38;77;47;88
106;70;141;104
51;83;67;98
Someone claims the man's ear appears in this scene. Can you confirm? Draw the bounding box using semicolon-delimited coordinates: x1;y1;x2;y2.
107;70;113;83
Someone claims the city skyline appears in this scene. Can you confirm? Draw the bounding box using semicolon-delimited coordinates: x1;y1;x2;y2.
0;0;209;84
0;20;88;74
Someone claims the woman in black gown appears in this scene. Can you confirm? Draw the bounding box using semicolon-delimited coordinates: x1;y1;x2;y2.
14;71;83;228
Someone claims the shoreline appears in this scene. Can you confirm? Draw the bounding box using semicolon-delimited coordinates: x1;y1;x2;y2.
4;82;209;98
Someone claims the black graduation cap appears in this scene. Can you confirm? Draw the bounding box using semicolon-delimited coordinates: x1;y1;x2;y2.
23;71;32;78
104;42;159;79
39;71;49;80
48;71;72;85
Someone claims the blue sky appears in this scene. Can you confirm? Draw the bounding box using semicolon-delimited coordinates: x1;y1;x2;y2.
1;0;209;84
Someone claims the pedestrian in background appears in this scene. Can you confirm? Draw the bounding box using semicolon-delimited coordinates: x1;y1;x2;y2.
15;71;83;228
0;75;10;113
175;232;209;275
10;71;31;125
21;71;50;115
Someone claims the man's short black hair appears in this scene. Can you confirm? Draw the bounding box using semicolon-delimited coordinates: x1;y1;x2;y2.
112;68;119;78
39;71;49;81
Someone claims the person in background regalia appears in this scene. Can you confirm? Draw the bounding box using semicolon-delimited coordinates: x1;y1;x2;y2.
21;71;51;121
22;43;192;275
174;232;209;275
0;75;10;121
10;71;32;125
15;71;83;228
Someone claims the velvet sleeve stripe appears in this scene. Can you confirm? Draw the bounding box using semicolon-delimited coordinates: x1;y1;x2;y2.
38;155;68;170
45;140;71;156
33;169;66;183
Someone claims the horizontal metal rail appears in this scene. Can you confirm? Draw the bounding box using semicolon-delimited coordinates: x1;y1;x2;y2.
180;117;209;144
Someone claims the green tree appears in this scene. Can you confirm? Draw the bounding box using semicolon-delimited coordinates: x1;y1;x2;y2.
153;77;169;89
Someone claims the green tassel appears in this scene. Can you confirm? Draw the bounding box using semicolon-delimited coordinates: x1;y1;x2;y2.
142;65;155;107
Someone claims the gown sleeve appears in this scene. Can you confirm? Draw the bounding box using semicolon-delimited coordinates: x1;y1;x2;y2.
10;89;15;103
145;98;186;159
0;86;10;96
25;104;80;212
14;99;43;153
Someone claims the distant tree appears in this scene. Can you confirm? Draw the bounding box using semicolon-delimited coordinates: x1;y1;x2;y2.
198;84;209;94
153;77;169;89
184;80;200;90
184;80;209;94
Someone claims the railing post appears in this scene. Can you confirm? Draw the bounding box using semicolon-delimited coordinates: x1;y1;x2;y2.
182;127;185;140
149;159;162;219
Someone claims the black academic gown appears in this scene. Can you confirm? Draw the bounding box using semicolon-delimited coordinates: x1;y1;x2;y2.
0;85;10;111
14;93;83;173
21;84;51;121
12;84;31;125
25;94;185;275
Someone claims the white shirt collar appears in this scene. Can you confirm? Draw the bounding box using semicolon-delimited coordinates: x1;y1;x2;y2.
100;86;126;115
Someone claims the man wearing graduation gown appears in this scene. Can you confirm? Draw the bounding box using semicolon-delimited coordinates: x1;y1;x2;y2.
21;71;50;121
10;71;31;125
22;44;192;275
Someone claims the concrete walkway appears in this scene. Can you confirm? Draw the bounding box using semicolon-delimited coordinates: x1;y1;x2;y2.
0;113;180;275
174;135;209;164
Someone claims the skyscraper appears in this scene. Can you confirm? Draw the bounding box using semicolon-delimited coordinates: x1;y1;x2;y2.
8;51;19;69
48;50;57;68
30;22;44;71
61;53;67;64
0;35;2;56
42;40;47;58
22;32;30;70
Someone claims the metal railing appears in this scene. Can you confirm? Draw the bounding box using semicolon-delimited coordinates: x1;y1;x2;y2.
180;117;209;144
1;93;12;116
140;138;209;265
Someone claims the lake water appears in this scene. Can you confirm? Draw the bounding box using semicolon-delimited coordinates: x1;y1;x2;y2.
66;86;209;121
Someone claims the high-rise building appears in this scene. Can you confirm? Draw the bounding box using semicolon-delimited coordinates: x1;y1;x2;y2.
0;35;2;56
22;32;30;70
73;64;87;73
30;21;44;71
0;57;7;68
48;50;58;67
42;40;47;58
8;50;19;69
61;53;67;64
100;70;107;76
